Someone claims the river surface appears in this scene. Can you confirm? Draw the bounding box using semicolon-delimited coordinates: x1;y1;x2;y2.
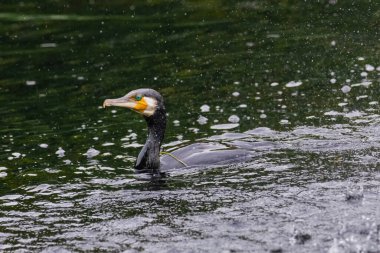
1;1;380;252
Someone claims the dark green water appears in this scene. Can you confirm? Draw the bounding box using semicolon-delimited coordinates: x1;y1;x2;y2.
1;1;380;252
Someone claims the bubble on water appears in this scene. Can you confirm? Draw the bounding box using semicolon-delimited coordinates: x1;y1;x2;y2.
233;81;240;85
338;102;348;107
330;78;336;84
93;137;99;141
376;66;380;71
345;79;351;83
232;91;240;97
210;123;239;130
360;71;368;77
77;76;85;80
84;148;100;158
285;81;302;88
0;167;7;171
260;114;267;119
341;85;351;93
197;115;208;125
330;72;335;76
26;80;36;86
280;119;289;125
0;172;7;178
173;120;180;126
102;142;115;147
365;64;374;72
238;104;247;108
200;104;210;112
357;57;365;61
111;110;117;114
330;40;336;46
228;115;240;123
369;101;378;105
55;147;65;157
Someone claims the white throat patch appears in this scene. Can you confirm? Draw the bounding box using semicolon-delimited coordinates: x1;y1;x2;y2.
143;97;158;116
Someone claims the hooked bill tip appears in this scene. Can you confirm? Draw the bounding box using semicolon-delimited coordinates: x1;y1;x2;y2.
103;99;109;108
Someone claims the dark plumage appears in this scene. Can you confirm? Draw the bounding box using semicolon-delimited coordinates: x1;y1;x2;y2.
103;88;252;175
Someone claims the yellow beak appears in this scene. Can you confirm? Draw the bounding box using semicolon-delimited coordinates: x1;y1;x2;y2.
103;96;148;114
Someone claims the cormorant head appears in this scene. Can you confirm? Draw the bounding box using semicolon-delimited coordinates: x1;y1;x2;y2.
103;88;164;117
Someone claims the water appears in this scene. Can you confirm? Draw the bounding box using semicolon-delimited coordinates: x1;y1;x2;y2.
1;1;380;252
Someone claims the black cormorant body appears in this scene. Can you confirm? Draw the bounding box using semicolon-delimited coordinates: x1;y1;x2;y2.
103;88;253;174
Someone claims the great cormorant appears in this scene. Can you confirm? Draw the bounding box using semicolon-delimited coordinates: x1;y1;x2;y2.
103;88;252;175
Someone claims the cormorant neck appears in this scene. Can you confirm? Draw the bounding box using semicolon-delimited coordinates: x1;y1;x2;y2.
135;107;166;174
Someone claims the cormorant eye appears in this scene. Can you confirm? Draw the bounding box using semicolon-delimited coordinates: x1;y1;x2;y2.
135;95;143;101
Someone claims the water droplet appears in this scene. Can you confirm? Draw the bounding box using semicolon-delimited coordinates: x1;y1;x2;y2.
12;152;21;158
26;80;36;86
197;115;208;125
285;81;302;88
246;42;254;47
173;120;180;126
102;142;115;147
55;147;65;157
365;64;375;71
84;148;100;158
200;104;210;112
228;115;240;123
341;85;351;93
40;43;57;48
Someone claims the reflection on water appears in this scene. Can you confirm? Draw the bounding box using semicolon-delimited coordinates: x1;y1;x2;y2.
1;0;380;252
